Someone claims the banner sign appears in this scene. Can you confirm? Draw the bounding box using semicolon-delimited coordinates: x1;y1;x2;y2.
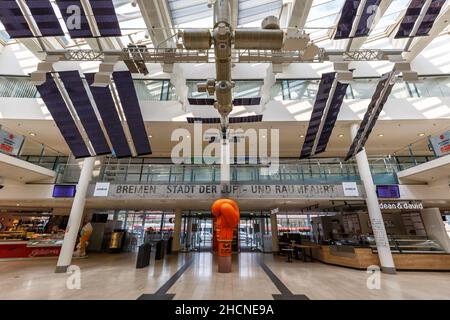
379;201;423;211
0;128;24;156
430;131;450;157
89;183;366;200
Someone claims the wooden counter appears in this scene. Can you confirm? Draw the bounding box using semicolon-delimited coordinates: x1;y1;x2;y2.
309;244;450;271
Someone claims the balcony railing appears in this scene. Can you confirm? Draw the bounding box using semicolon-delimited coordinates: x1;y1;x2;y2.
53;161;398;185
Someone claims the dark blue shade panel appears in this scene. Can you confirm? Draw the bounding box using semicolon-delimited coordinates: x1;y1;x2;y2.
186;115;263;124
334;0;361;39
112;71;152;156
357;80;394;151
230;115;263;123
300;72;335;159
0;0;33;38
90;0;121;37
188;98;215;105
345;72;394;160
55;0;93;38
85;73;132;158
315;82;349;154
233;97;262;106
25;0;64;37
355;0;381;37
187;118;220;124
59;71;110;156
416;0;446;36
53;185;76;198
36;73;91;158
395;0;426;38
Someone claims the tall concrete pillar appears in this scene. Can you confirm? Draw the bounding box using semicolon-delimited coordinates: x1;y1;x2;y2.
172;208;183;252
220;138;231;184
351;124;396;274
270;213;279;253
421;208;450;253
55;157;95;273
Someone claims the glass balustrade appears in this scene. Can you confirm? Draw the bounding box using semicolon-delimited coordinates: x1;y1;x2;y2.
52;161;399;185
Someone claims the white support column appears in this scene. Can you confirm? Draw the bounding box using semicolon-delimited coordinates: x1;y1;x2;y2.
351;124;396;274
172;208;183;252
270;213;279;253
220;138;231;184
55;157;95;273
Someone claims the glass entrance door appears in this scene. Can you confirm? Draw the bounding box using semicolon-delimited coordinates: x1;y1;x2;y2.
239;213;266;252
180;212;213;252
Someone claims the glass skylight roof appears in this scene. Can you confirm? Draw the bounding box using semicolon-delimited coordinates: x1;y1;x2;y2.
168;0;213;27
369;0;412;38
305;0;346;41
238;0;283;27
0;0;446;52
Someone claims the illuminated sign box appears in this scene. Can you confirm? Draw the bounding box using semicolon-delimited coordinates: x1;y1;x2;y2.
52;185;76;198
376;185;400;199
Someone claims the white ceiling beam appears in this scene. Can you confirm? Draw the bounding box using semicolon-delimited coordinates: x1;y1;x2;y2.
403;4;450;62
136;0;175;48
231;0;239;29
287;0;313;29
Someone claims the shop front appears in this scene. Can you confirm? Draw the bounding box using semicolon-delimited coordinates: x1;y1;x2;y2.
286;202;450;271
0;212;67;260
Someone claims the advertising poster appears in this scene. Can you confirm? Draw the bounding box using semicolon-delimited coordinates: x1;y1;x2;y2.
0;127;24;156
429;130;450;157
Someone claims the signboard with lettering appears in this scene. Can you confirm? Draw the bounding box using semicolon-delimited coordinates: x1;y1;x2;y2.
342;182;359;197
93;182;110;197
0;127;24;156
379;201;423;211
429;130;450;157
89;183;366;200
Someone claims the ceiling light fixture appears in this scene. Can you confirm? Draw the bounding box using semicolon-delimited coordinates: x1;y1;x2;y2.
418;133;426;137
29;132;36;137
338;134;344;138
378;133;384;137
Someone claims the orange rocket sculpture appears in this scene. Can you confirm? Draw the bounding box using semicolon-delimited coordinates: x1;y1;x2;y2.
211;199;240;273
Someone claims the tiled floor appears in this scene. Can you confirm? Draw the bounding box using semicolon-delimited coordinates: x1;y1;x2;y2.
0;252;449;300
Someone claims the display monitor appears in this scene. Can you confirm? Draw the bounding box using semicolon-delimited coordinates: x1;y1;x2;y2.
376;185;400;199
53;185;76;198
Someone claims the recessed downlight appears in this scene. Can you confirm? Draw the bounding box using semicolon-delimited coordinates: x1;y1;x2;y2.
418;133;426;137
338;134;344;138
29;132;36;137
378;133;384;137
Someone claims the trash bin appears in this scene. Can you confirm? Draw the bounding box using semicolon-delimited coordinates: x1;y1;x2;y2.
166;237;173;255
155;240;166;260
136;243;152;269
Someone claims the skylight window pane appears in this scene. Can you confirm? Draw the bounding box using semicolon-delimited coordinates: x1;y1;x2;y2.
307;0;346;22
168;0;212;26
238;0;283;26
